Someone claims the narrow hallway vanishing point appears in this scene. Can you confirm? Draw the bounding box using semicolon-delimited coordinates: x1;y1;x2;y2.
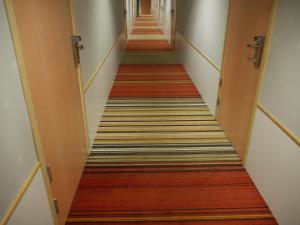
66;15;277;225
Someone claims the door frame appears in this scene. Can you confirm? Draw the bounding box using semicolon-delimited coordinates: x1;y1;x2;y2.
123;0;128;39
4;0;90;224
137;0;140;17
216;0;278;162
69;0;91;153
170;0;177;49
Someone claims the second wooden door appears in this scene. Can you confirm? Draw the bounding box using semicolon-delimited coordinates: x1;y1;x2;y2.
141;0;151;15
7;0;88;224
218;0;274;160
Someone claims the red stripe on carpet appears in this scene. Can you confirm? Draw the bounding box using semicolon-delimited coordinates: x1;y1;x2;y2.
115;75;191;81
132;29;163;34
126;40;172;51
134;22;159;26
118;64;186;73
67;221;277;225
78;170;254;188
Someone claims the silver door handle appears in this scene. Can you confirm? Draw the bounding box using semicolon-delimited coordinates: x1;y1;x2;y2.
246;43;259;48
76;43;84;51
247;36;265;67
72;35;84;65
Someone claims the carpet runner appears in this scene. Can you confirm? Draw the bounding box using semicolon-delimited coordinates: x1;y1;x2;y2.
66;15;277;225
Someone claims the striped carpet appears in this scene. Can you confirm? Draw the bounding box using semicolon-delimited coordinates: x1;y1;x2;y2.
66;15;277;225
132;29;163;35
127;16;171;51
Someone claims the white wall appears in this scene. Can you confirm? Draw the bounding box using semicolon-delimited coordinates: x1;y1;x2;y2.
176;0;229;66
159;0;172;43
73;0;126;147
246;1;300;224
126;0;133;35
73;0;125;87
175;0;229;113
154;0;160;22
7;171;53;225
259;0;300;137
176;33;221;113
246;111;300;225
84;37;126;147
132;0;137;19
0;2;53;224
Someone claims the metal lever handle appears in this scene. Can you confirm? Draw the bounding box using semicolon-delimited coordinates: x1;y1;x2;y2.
76;43;84;50
246;43;259;48
72;36;83;65
247;36;265;67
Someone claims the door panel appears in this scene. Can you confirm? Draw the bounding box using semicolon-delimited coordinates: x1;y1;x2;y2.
218;0;274;159
9;0;88;224
141;0;151;15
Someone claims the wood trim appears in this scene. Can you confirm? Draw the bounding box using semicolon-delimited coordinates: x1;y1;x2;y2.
69;0;91;152
69;0;78;34
3;1;59;224
257;103;300;147
215;0;232;117
176;32;221;72
1;163;41;225
84;28;126;93
243;0;279;163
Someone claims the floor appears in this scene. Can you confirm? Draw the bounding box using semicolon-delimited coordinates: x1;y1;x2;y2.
66;15;277;225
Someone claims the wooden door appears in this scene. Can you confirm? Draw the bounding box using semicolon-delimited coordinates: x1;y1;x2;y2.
6;0;88;224
141;0;151;15
218;0;274;159
171;0;177;49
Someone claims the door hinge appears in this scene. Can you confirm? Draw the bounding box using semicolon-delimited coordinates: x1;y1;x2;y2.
46;164;53;183
53;198;59;214
171;9;175;17
71;35;84;65
219;77;222;88
217;97;220;107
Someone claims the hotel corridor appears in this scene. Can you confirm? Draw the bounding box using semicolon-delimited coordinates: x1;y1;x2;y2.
3;0;300;224
65;15;277;225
